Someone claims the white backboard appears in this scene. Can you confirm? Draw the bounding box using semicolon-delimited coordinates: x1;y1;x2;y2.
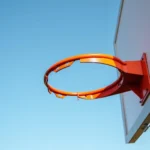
114;0;150;143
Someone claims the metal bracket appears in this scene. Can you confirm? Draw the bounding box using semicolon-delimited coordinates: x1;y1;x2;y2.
143;123;150;132
139;53;150;105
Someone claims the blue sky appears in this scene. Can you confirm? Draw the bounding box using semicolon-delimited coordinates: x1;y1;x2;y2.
0;0;150;149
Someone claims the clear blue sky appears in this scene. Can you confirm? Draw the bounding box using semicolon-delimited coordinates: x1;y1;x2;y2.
0;0;149;149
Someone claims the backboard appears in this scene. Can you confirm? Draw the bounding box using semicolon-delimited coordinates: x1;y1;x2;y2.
114;0;150;143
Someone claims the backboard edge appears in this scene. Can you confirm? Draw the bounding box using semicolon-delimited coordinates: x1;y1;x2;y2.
126;98;150;143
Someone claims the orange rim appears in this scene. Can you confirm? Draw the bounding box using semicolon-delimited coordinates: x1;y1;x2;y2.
44;53;126;99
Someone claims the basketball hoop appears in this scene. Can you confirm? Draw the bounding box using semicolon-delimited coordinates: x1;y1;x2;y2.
44;53;150;105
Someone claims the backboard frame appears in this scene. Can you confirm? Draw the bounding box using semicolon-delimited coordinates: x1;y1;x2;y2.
114;0;150;143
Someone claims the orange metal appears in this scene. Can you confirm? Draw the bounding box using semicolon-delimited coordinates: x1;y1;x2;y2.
44;53;150;105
